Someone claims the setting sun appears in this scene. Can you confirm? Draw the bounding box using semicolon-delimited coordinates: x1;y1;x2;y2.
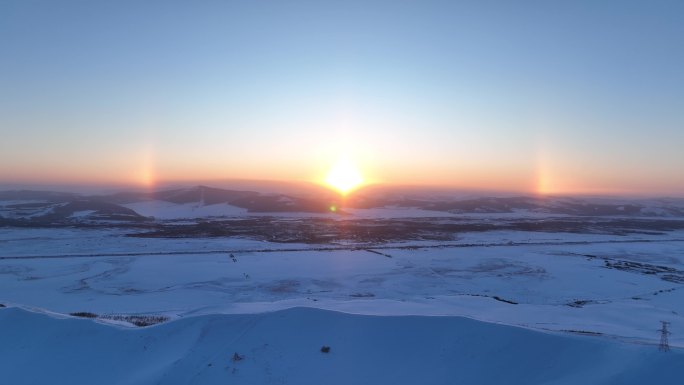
325;157;364;195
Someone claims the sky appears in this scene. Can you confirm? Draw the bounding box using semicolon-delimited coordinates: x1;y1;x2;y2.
1;0;683;195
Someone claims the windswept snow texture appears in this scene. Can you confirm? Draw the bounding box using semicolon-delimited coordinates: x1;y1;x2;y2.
0;306;680;385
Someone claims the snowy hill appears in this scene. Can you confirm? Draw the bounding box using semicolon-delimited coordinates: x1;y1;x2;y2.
3;186;684;220
0;306;680;385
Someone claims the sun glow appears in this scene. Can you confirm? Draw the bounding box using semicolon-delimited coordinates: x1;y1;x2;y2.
325;157;364;195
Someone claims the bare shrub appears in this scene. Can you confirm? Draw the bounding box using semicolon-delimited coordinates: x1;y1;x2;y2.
99;314;169;327
70;311;98;318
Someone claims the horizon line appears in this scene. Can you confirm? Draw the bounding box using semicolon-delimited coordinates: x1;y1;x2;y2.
1;178;683;200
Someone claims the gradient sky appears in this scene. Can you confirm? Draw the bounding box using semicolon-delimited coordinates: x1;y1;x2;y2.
1;0;683;195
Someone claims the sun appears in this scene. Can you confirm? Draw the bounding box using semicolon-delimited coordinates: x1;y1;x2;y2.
325;156;364;195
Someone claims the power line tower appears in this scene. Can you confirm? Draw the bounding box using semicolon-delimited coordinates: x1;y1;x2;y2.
658;321;671;352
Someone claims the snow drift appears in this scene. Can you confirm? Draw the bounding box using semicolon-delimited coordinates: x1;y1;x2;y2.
0;306;679;385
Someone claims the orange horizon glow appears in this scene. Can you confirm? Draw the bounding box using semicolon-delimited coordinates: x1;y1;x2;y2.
1;151;683;197
1;173;681;198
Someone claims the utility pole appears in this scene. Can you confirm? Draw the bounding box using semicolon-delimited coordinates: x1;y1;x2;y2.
659;321;671;352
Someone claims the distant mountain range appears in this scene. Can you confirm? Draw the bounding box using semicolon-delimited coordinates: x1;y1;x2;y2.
1;185;684;224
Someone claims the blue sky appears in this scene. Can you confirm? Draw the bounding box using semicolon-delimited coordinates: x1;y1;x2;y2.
1;0;683;194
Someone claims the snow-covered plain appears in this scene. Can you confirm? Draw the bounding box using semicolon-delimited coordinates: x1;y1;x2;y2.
1;194;684;384
2;228;683;346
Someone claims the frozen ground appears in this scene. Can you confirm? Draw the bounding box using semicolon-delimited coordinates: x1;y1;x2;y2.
1;194;683;383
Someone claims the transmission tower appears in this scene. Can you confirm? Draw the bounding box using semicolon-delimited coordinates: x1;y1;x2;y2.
658;321;671;352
